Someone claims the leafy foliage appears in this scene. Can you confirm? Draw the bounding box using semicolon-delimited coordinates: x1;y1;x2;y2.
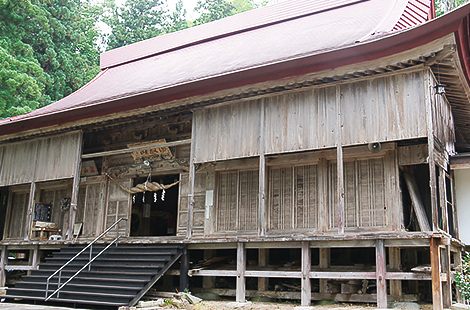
455;252;470;300
105;0;170;50
0;0;101;119
435;0;470;16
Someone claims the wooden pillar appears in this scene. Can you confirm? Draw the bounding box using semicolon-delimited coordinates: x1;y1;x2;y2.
430;236;442;310
236;242;246;303
454;250;463;303
301;242;311;307
376;240;387;309
441;245;452;308
179;245;189;292
30;245;39;271
187;119;196;239
25;182;36;240
0;246;7;287
203;249;216;289
259;99;267;237
336;85;344;234
450;171;459;239
67;131;83;240
319;248;330;294
438;167;449;232
258;248;269;291
389;247;402;299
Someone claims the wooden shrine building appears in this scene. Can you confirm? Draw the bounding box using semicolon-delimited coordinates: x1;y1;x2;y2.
0;0;469;308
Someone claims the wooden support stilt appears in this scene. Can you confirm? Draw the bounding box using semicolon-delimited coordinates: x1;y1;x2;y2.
258;249;269;291
442;245;452;308
0;246;7;287
430;236;443;310
30;245;39;275
454;250;463;303
389;247;402;299
301;242;311;307
236;242;246;303
376;240;387;309
203;249;216;289
179;245;189;292
319;248;330;294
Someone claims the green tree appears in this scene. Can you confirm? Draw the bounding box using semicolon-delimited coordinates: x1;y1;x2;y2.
166;0;189;33
0;0;101;119
435;0;469;16
193;0;235;25
0;0;46;117
105;0;169;50
455;252;470;300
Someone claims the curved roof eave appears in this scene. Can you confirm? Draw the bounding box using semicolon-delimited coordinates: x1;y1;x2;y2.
1;2;469;138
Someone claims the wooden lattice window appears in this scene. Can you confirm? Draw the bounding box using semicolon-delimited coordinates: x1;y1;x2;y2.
329;158;387;229
268;164;318;231
216;170;259;232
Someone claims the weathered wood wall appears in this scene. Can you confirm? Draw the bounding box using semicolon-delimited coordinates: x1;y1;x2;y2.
194;71;428;163
0;132;82;186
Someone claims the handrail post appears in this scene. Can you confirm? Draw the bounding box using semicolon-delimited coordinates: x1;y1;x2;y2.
89;244;93;271
116;222;120;246
57;270;62;298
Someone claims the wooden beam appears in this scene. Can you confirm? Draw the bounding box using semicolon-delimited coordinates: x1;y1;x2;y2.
454;250;463;303
301;242;311;307
403;172;431;231
336;85;344;234
376;240;387;309
319;248;330;294
81;139;191;158
438;167;449;233
26;182;36;241
203;250;216;289
179;245;189;292
0;246;7;287
441;245;452;308
259;154;266;236
236;242;246;303
258;249;269;291
430;236;443;310
68;131;83;240
187;124;196;239
389;248;402;297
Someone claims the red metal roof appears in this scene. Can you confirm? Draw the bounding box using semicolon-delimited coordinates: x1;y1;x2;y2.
1;0;461;137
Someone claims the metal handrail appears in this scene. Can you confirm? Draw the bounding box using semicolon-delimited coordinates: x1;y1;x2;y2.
45;218;128;301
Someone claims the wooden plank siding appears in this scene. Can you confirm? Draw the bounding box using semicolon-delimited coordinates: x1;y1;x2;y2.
0;132;82;186
193;71;428;163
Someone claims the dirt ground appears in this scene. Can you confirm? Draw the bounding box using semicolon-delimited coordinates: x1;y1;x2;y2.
166;300;434;310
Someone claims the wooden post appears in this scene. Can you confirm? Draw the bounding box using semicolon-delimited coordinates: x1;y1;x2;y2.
336;85;344;234
450;171;459;239
389;247;402;299
259;99;267;237
258;248;269;291
67;131;83;240
430;236;442;310
259;154;266;236
319;248;330;294
454;250;463;303
187;119;196;239
376;240;387;309
301;242;311;307
25;182;36;241
425;73;438;231
31;245;39;271
203;249;216;289
441;245;452;308
0;246;7;287
236;242;246;303
438;167;449;232
179;245;189;292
